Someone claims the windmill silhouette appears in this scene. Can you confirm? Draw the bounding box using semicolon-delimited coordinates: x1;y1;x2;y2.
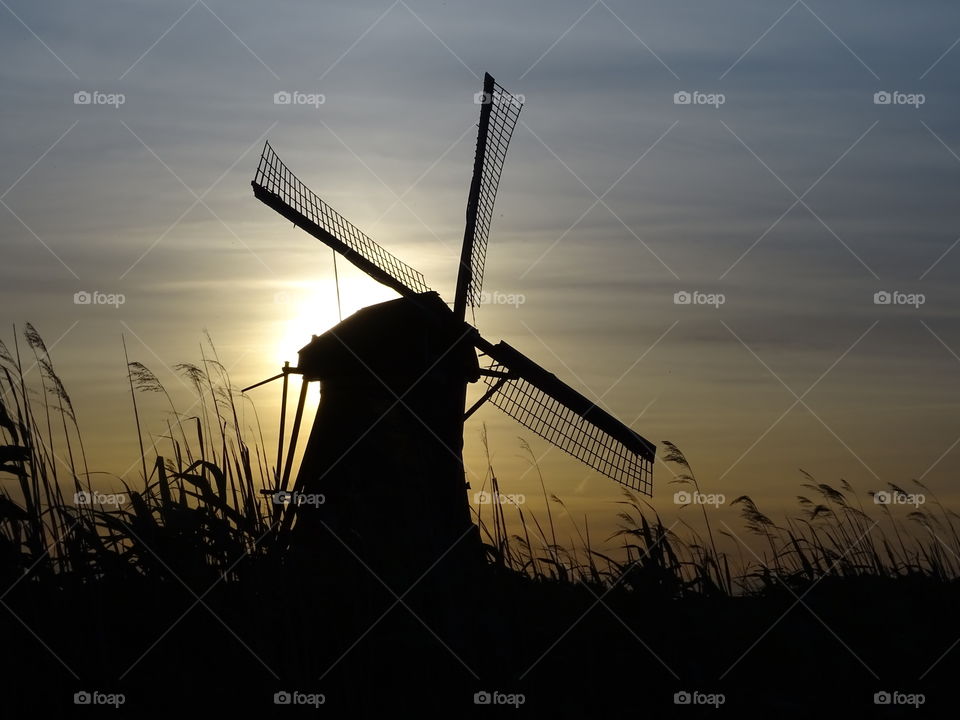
248;73;655;584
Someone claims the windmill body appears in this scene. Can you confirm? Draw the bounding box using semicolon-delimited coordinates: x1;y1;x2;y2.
251;73;655;584
290;292;481;583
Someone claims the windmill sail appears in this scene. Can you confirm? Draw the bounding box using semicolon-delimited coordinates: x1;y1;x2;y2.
476;338;655;494
252;141;431;298
454;74;524;319
251;72;657;500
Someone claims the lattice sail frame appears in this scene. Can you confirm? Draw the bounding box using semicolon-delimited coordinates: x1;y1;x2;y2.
463;77;523;308
252;141;431;298
250;79;655;495
481;343;655;494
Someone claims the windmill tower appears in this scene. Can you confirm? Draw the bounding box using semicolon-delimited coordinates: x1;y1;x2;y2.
249;74;655;587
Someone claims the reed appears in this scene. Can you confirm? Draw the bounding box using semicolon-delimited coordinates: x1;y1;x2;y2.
1;326;956;599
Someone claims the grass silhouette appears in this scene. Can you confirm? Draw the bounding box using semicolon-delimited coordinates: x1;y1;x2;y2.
1;325;958;716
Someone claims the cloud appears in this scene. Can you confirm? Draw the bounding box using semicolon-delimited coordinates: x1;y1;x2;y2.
3;0;960;530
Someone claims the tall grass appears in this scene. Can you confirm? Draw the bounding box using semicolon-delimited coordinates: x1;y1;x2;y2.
471;431;959;596
0;326;282;589
1;325;956;598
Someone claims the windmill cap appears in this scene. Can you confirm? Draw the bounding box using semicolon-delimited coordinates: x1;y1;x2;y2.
297;292;479;384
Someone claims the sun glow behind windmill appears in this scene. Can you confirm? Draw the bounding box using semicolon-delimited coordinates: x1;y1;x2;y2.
246;73;655;571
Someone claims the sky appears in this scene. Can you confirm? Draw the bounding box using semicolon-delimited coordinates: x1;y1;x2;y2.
3;0;960;555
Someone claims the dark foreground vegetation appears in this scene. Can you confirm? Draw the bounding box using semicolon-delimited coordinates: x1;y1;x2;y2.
1;326;958;717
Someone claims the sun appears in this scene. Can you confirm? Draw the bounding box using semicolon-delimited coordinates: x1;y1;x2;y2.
270;274;401;367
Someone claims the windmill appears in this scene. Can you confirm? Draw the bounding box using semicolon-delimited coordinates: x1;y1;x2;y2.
248;73;655;585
